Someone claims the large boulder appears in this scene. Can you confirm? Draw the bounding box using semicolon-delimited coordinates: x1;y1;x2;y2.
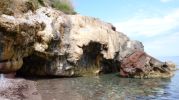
0;6;175;78
120;51;175;78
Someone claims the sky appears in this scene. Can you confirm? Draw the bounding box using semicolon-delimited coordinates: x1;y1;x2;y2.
72;0;179;57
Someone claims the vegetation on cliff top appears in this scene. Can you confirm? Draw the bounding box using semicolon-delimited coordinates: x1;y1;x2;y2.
50;0;76;14
38;0;76;14
0;0;76;15
26;0;76;14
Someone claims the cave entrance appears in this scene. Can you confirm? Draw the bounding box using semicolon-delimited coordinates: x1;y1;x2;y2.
76;41;120;75
101;59;120;74
75;42;103;75
77;42;102;67
17;41;120;77
16;54;51;77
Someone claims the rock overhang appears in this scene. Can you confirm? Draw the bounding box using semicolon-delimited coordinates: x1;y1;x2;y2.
0;7;175;78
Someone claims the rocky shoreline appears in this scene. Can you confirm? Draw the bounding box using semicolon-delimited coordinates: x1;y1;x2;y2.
0;77;41;100
0;0;175;78
0;0;177;99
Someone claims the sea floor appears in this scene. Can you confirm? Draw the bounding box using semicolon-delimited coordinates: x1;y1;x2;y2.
36;68;179;100
0;67;178;100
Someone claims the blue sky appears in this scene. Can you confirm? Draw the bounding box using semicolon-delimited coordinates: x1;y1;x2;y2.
73;0;179;57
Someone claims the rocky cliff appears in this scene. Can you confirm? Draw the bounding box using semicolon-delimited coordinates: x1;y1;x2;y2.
0;2;175;78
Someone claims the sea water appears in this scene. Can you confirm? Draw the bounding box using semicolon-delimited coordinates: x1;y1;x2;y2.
35;57;179;100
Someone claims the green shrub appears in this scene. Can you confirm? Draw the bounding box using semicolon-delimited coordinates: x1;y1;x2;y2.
51;0;76;14
27;0;77;14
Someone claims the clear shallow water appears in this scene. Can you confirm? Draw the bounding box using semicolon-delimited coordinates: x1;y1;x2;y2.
36;56;179;100
37;68;179;100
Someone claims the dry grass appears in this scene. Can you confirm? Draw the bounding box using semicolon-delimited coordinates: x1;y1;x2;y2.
51;0;76;14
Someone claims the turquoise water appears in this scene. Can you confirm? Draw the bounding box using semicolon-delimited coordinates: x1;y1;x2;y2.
37;57;179;100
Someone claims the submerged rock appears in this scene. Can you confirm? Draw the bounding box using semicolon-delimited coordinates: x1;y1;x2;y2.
0;78;41;100
0;5;175;78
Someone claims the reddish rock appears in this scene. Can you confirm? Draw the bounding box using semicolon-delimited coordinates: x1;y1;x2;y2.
120;51;174;78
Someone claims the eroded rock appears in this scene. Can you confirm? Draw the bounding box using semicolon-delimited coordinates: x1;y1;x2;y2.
0;6;175;78
120;51;175;78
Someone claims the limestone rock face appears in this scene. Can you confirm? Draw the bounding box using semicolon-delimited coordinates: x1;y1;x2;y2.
0;7;175;78
0;0;39;16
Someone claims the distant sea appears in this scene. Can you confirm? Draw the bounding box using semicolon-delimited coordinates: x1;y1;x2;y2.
157;56;179;66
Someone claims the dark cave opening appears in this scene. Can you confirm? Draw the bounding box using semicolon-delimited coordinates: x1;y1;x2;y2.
16;42;121;77
101;59;120;74
76;41;120;74
77;42;102;68
16;54;51;77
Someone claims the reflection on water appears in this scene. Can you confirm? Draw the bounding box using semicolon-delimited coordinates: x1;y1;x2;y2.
0;74;4;80
37;69;179;100
0;74;7;86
